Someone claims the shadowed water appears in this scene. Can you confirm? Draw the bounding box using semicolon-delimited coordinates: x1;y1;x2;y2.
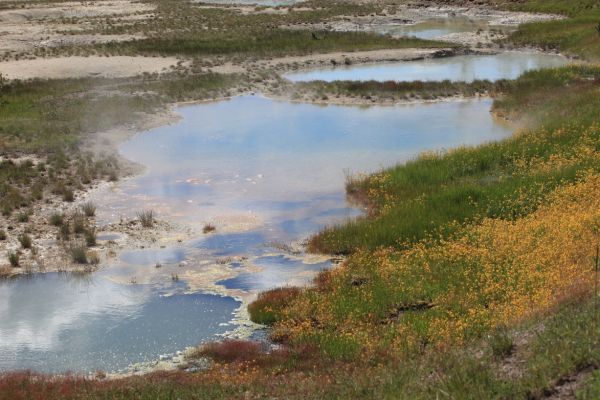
285;52;568;83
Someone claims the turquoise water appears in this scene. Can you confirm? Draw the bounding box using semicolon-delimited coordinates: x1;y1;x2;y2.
285;52;568;83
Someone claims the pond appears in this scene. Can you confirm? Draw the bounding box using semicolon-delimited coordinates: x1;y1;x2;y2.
284;51;568;83
2;83;514;375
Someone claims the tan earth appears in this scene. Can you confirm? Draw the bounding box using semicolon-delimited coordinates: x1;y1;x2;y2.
0;0;154;54
0;55;184;79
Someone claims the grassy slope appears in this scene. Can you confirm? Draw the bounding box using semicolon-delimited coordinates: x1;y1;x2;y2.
506;0;600;61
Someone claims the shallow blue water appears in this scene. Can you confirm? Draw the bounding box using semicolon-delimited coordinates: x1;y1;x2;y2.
285;52;568;83
0;273;239;373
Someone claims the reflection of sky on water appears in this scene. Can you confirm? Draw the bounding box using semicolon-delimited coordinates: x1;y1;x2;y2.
96;96;511;237
285;52;568;83
0;273;239;373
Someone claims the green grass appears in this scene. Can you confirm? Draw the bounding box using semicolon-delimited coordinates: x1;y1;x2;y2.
508;11;600;61
0;73;240;154
309;65;600;254
248;287;301;325
103;31;449;58
497;0;600;61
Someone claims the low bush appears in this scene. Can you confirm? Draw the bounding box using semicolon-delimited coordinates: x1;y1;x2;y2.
84;229;96;247
195;340;264;363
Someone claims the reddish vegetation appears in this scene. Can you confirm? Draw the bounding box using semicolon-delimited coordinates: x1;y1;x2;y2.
198;340;265;363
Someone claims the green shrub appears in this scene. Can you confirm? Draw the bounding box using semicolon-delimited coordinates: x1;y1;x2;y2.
62;189;74;202
59;224;70;241
72;212;86;234
0;230;6;241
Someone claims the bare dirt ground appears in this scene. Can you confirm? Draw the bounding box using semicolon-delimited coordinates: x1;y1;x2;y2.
0;0;153;56
0;55;184;79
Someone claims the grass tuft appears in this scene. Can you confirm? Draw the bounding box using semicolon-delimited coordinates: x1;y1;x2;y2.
69;245;88;264
7;251;19;268
18;234;32;249
137;210;155;228
81;201;96;217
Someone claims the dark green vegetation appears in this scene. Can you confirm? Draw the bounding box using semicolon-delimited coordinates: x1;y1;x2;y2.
0;73;239;153
293;78;506;102
309;65;600;254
